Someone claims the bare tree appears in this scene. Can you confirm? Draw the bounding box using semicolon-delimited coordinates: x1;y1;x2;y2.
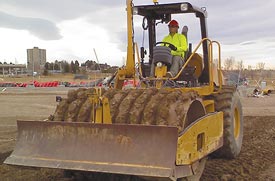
236;60;244;70
256;62;266;79
256;62;265;70
247;65;254;79
223;57;235;70
265;70;272;79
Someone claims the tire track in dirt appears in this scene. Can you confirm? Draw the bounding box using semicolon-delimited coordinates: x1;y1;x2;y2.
1;116;275;180
201;116;275;181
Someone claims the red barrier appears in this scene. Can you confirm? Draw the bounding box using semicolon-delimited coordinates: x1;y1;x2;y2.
53;82;58;87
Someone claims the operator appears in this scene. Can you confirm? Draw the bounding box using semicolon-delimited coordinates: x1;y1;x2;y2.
163;20;188;77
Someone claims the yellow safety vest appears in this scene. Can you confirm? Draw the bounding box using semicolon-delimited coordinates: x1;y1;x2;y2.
162;33;187;58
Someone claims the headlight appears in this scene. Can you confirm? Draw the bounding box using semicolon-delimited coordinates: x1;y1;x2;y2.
180;4;188;11
132;7;138;15
157;62;163;67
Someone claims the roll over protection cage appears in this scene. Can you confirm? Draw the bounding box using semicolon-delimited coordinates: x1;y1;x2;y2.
133;2;210;83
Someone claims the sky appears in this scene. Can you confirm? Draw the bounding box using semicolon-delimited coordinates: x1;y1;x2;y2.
0;0;275;69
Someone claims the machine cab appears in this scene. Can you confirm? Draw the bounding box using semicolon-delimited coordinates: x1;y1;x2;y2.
133;2;210;86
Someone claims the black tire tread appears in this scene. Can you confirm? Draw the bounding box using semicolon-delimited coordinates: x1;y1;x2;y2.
205;86;243;159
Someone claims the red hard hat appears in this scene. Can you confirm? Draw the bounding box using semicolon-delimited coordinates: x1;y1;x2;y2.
168;20;179;27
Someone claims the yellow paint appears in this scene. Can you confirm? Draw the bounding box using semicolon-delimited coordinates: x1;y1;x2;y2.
186;53;204;79
154;65;167;88
203;100;215;113
89;88;112;124
114;0;135;89
234;107;240;139
15;156;171;170
211;41;224;89
125;0;135;77
102;97;112;124
176;112;223;165
155;66;167;78
153;0;158;4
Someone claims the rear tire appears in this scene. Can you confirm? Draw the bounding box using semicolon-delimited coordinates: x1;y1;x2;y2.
206;86;243;159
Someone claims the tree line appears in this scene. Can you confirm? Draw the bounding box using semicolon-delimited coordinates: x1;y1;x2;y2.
223;57;267;71
43;60;117;75
44;60;80;74
222;57;275;80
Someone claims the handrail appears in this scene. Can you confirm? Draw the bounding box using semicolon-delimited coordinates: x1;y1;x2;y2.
167;38;222;91
211;41;222;91
134;38;223;91
171;38;212;80
208;39;214;88
143;38;213;81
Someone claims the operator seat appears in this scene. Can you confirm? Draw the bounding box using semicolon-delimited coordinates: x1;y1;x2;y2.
149;46;172;77
176;25;198;86
181;25;188;38
181;25;189;59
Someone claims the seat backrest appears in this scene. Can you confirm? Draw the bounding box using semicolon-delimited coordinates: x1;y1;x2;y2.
181;25;189;59
181;25;188;38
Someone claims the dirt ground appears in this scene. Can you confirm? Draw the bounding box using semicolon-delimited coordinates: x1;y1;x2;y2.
0;87;275;181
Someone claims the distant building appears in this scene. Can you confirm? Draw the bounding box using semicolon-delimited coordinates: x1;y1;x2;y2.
0;64;26;76
27;47;46;73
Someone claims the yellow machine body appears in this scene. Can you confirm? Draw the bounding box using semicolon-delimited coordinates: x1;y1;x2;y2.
5;0;230;180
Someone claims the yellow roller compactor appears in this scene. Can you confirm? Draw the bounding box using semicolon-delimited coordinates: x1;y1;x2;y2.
5;0;243;180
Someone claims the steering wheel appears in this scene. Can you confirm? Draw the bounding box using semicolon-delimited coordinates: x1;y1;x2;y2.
155;42;177;51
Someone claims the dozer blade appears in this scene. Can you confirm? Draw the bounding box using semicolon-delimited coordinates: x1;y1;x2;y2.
5;120;178;178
